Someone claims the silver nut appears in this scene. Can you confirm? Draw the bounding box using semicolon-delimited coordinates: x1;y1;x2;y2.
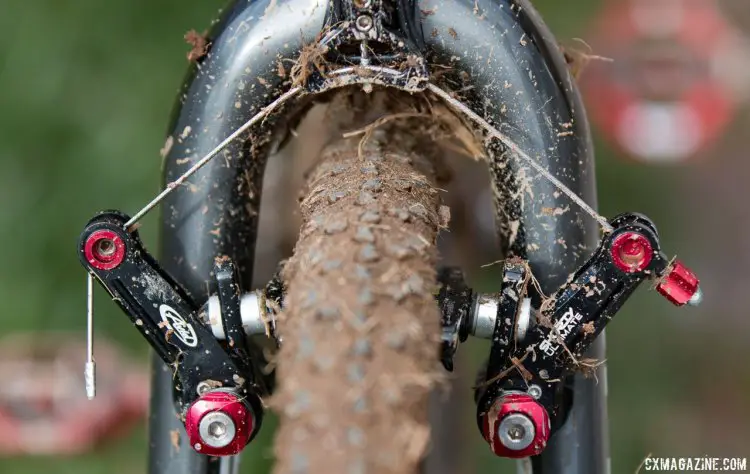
497;413;535;451
355;15;373;32
198;411;237;448
527;384;542;400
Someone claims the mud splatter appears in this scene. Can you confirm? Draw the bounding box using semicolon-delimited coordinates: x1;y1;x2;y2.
184;29;209;62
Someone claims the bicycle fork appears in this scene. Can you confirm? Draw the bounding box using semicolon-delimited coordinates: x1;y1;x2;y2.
75;0;702;472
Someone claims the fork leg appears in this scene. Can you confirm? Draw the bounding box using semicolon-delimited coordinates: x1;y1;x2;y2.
531;337;610;473
146;0;326;471
148;360;220;474
422;0;610;471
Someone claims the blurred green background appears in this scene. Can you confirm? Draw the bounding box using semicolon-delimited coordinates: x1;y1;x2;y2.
1;0;748;473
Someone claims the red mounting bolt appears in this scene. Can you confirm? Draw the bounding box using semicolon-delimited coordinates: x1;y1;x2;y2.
185;390;255;456
610;231;653;273
656;260;701;306
482;393;550;459
84;230;126;271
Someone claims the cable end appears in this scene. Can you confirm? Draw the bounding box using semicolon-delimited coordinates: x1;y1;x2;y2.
85;361;96;400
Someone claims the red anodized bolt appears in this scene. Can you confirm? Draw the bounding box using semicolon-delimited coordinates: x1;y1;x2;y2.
84;230;126;270
610;231;653;273
185;390;255;456
656;260;701;306
482;393;550;459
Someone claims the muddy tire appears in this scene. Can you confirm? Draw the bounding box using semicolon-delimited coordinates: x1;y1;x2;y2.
271;101;446;474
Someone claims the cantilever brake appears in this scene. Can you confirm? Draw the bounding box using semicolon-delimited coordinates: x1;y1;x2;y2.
78;209;700;460
471;212;701;459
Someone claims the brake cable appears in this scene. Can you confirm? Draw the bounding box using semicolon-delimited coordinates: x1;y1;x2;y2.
85;64;615;402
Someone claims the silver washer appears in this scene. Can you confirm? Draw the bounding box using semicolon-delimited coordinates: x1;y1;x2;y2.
471;295;499;339
240;291;267;336
207;295;225;339
497;413;535;451
515;297;532;341
199;411;237;448
207;292;267;339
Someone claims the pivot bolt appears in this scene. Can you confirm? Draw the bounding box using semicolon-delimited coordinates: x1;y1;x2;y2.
185;390;255;456
498;413;536;451
482;393;550;458
199;411;236;448
610;231;653;273
84;229;126;270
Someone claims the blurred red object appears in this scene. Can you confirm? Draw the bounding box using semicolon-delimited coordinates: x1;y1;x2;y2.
0;333;149;455
580;0;750;163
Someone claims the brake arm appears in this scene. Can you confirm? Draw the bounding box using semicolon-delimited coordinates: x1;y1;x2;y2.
473;212;700;458
78;211;265;455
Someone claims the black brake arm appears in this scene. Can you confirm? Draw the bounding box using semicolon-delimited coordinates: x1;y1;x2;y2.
78;211;261;411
